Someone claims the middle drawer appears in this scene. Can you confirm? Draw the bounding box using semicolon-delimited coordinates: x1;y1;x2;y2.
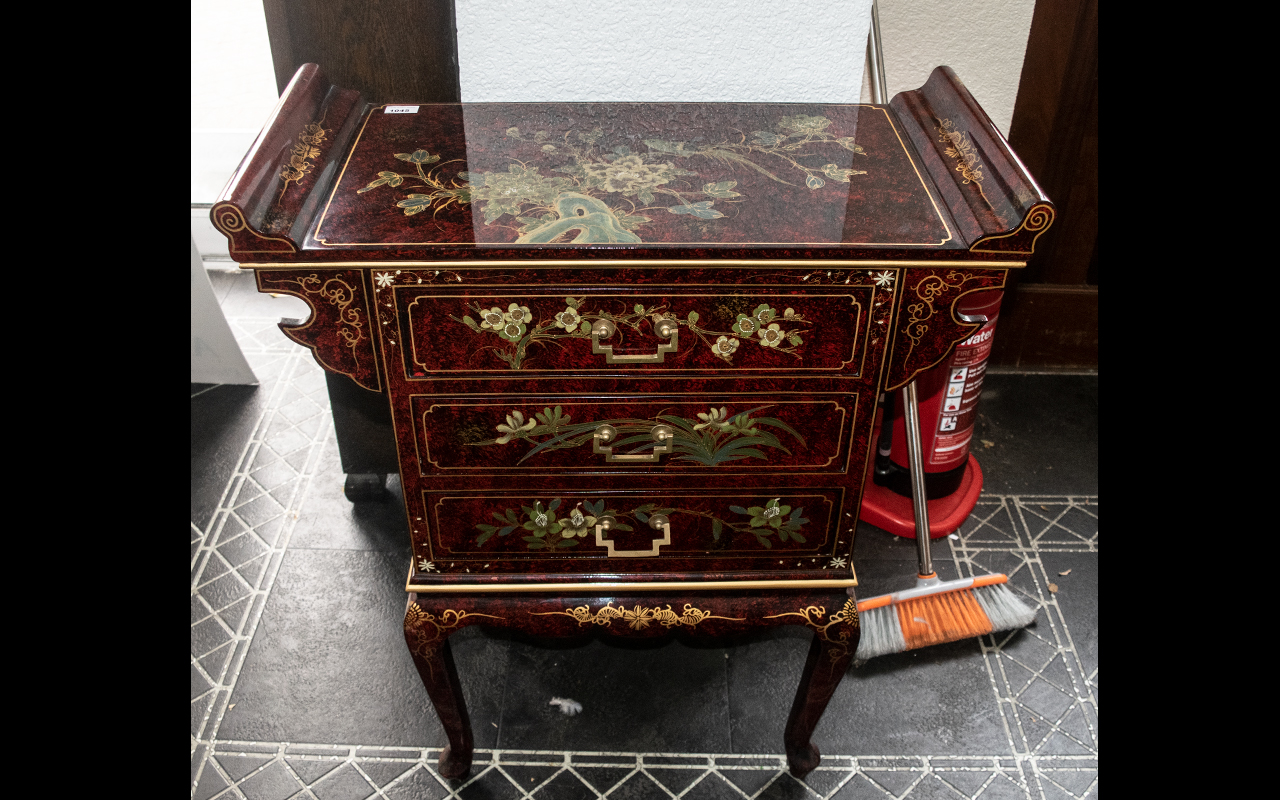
409;392;860;476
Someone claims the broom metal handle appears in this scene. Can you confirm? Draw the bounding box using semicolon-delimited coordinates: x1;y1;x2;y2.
902;380;934;577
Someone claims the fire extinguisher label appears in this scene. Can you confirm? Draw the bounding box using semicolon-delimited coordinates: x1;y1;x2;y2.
929;319;997;465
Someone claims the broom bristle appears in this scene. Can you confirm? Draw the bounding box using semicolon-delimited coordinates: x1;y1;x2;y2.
973;582;1038;631
854;604;905;660
854;579;1037;662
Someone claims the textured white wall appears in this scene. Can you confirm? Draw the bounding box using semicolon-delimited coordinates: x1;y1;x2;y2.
878;0;1036;135
190;0;280;204
456;0;1035;134
456;0;874;103
189;0;1038;206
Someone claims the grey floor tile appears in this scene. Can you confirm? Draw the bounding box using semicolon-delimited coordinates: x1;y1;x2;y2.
496;636;732;753
222;549;506;747
811;642;1013;756
290;435;412;554
1037;553;1097;680
192;383;268;532
970;375;1097;496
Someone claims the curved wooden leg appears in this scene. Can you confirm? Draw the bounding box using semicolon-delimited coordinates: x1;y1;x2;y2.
404;598;474;780
782;600;859;778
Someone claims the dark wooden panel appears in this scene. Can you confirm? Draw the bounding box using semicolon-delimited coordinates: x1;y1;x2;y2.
988;285;1097;369
1001;0;1098;369
263;0;460;103
1007;0;1097;286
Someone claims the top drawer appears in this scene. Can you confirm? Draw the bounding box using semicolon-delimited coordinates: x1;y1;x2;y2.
397;289;874;377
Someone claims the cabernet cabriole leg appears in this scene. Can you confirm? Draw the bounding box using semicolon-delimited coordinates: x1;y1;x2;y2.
780;597;859;778
403;596;474;780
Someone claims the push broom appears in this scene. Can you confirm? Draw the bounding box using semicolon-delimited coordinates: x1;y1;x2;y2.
854;377;1036;662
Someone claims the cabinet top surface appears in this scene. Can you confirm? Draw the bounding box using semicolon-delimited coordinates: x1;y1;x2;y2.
310;103;954;250
215;65;1052;262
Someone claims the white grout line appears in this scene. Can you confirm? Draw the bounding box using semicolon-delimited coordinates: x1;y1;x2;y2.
197;745;1092;800
191;351;334;795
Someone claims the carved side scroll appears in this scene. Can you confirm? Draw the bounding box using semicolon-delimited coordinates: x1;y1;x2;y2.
881;267;1006;392
257;269;382;391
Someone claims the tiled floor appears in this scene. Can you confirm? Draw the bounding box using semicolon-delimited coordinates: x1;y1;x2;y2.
192;267;1098;800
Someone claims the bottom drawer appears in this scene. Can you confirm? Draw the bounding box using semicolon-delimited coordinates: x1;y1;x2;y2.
412;487;856;585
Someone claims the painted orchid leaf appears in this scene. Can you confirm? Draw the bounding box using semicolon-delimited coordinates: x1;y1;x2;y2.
753;416;806;446
667;201;724;220
702;180;740;199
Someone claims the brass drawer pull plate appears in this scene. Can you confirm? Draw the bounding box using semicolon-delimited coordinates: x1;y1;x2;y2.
594;514;671;558
593;423;675;463
591;318;679;363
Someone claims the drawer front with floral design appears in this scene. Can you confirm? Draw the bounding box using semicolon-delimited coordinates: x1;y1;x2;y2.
415;487;852;583
399;290;873;377
409;393;859;475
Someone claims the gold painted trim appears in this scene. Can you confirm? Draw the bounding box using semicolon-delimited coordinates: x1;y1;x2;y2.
406;578;858;593
315;104;953;248
532;602;745;628
426;490;842;560
971;204;1055;255
260;272;375;387
404;291;865;375
413;396;850;473
242;259;1025;270
882;274;1009;392
211;203;299;254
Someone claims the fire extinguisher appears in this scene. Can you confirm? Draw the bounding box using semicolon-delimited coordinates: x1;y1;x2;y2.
862;289;1003;537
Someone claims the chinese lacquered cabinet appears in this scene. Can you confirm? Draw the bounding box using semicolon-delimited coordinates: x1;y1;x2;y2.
214;63;1052;779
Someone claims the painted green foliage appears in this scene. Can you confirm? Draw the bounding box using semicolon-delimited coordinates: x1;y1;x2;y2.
474;497;810;551
452;296;811;370
356;114;867;242
469;404;806;467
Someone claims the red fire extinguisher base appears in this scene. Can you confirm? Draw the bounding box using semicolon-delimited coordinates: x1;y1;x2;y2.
859;452;984;539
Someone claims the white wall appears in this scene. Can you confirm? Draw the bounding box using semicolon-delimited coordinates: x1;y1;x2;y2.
190;0;280;205
456;1;1034;133
189;0;1037;210
455;0;874;103
878;0;1036;135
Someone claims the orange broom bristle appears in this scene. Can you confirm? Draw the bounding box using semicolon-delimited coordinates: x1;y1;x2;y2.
896;589;994;650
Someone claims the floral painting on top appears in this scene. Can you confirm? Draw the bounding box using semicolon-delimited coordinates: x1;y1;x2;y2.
355;113;868;244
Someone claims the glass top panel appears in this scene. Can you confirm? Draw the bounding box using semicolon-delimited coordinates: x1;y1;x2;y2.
311;103;954;248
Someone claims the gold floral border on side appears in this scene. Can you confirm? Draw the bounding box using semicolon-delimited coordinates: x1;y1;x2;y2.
935;117;992;210
259;273;372;387
403;606;504;676
532;602;745;630
765;598;859;670
278;115;329;204
900;270;984;364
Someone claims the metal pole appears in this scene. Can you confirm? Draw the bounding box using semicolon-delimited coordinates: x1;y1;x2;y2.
868;0;889;104
902;380;934;577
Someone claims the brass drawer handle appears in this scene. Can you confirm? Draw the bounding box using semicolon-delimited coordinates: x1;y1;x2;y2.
593;424;675;463
591;318;679;363
594;513;671;558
